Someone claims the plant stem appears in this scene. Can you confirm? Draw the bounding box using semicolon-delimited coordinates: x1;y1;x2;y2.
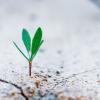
29;61;32;76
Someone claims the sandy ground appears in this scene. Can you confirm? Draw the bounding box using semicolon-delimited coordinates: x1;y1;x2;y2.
0;0;100;99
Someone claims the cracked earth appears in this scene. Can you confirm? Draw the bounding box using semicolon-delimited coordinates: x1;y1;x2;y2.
0;0;100;100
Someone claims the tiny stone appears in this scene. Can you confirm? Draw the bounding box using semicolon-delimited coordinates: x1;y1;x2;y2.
40;71;44;73
60;66;63;68
48;75;52;78
56;71;60;75
12;70;14;73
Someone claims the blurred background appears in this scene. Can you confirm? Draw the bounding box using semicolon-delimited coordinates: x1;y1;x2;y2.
0;0;99;41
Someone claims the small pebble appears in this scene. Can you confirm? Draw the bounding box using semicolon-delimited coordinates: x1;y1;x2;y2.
48;75;52;78
56;71;60;75
40;71;44;73
60;66;63;68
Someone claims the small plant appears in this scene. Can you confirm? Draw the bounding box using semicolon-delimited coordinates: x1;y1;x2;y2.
13;27;44;76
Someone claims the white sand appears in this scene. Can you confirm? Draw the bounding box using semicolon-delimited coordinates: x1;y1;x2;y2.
0;0;100;99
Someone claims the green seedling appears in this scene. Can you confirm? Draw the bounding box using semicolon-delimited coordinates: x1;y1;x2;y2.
13;27;44;76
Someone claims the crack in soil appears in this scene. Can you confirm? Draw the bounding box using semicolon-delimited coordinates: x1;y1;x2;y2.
51;68;100;89
0;68;99;99
0;79;29;100
66;68;100;80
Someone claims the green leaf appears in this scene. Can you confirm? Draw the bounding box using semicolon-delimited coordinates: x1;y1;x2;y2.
22;29;31;53
31;27;43;56
13;41;29;61
30;40;44;61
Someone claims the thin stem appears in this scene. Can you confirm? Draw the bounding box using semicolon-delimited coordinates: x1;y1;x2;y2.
29;61;32;76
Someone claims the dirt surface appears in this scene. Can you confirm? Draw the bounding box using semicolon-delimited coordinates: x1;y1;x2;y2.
0;0;100;99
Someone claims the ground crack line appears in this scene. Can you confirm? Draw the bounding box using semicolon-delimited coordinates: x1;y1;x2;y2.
51;68;100;89
0;79;29;100
66;67;100;80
